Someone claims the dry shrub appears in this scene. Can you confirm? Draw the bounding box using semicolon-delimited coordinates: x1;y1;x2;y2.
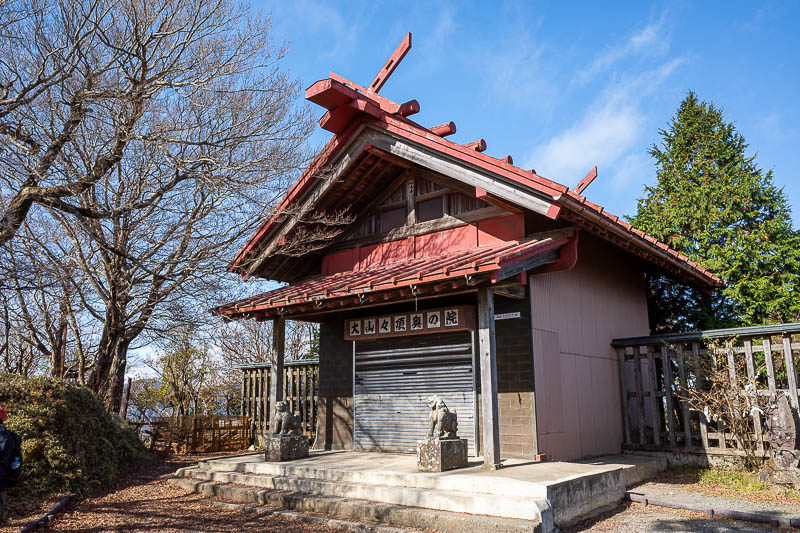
0;374;151;496
678;339;769;470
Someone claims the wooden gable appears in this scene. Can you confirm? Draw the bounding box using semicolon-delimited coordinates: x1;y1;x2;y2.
342;169;511;246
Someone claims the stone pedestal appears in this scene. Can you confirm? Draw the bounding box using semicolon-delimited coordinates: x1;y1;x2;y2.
417;437;468;472
264;434;309;462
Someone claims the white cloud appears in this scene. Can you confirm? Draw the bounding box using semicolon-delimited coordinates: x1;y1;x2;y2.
525;58;684;188
430;5;456;56
613;153;651;190
268;0;360;61
526;96;643;185
481;28;560;114
576;14;671;85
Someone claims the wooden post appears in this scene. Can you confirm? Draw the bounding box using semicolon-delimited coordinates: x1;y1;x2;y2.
240;370;245;418
268;369;272;434
660;344;677;448
743;339;764;453
632;348;646;445
646;346;660;446
405;177;416;226
477;287;501;469
617;347;632;445
676;345;692;448
783;335;799;409
255;369;261;434
691;342;709;449
270;317;286;434
764;337;777;392
725;345;743;450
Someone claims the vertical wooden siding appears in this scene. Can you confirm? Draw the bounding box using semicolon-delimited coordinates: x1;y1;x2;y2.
240;360;319;442
530;234;650;461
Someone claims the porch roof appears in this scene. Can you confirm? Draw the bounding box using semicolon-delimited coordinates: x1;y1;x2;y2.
214;232;573;320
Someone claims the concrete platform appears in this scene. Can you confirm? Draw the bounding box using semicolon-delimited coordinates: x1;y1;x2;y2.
174;450;665;532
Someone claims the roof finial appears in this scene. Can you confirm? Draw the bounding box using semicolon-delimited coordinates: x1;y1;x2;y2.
464;139;487;152
369;33;412;93
430;121;456;137
572;166;598;195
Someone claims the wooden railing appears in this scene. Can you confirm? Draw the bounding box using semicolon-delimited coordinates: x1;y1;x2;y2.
612;323;800;456
240;358;319;442
147;415;250;453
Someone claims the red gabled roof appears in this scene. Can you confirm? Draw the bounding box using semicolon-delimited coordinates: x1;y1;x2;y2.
230;76;723;289
216;234;572;319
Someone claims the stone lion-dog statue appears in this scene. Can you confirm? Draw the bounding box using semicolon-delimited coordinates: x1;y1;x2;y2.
272;401;302;436
427;395;458;438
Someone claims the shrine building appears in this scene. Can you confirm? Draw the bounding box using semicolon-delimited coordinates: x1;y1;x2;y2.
214;35;721;466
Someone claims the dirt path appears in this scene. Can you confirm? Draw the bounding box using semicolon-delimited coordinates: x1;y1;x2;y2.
568;501;787;533
630;480;799;522
3;454;340;533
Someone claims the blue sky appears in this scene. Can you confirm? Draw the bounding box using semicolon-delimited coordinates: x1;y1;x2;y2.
255;0;800;225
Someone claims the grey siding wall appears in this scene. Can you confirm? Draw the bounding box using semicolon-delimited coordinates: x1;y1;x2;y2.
530;233;650;461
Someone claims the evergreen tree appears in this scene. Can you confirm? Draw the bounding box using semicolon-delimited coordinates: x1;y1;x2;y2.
631;92;800;332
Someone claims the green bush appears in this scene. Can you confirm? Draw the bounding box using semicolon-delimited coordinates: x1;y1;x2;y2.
0;374;151;496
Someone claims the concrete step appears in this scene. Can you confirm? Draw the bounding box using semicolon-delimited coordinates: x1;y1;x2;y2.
175;465;551;527
187;457;551;499
173;452;667;530
169;476;543;533
210;499;419;533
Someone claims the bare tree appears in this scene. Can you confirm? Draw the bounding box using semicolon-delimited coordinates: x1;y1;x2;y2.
216;319;318;367
0;0;351;418
0;0;311;245
0;211;95;378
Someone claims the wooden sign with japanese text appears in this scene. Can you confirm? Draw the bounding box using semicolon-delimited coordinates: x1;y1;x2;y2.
344;305;475;341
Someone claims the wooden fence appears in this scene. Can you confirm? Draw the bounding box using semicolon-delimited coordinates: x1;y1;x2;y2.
612;322;800;457
146;415;250;453
240;358;319;442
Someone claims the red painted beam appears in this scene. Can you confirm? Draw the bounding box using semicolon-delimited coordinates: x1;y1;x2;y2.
464;139;487;152
535;232;579;274
318;105;358;134
312;75;407;115
306;78;360;110
319;99;382;134
396;99;420;117
369;33;412;93
572;166;598;195
430;121;456;137
475;187;522;214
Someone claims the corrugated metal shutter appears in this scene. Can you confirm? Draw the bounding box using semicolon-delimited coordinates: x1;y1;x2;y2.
354;331;476;454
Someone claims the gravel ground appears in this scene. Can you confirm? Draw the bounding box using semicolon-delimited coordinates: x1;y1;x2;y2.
568;501;788;533
2;454;341;533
